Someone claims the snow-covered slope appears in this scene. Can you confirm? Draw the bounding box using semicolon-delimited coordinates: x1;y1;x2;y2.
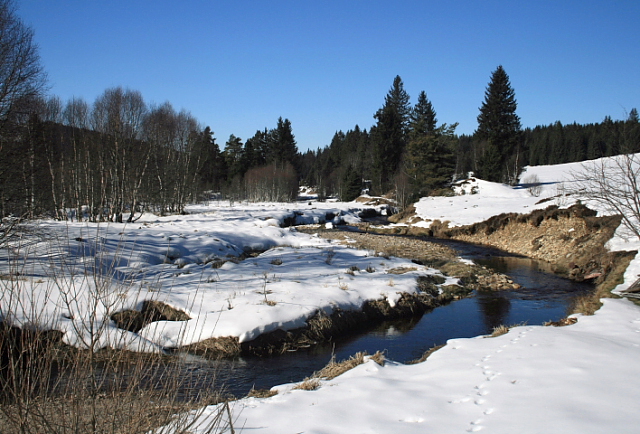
192;298;639;434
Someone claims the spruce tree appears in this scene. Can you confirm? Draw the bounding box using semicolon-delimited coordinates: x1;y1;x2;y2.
224;134;244;179
405;123;458;196
372;75;410;193
476;65;522;183
409;90;437;138
341;164;362;201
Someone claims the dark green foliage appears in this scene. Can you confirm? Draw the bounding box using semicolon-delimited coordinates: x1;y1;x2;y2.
476;66;522;184
409;90;437;138
273;117;298;168
224;134;244;180
404;123;458;197
341;165;362;201
520;116;640;167
195;127;226;191
371;76;410;193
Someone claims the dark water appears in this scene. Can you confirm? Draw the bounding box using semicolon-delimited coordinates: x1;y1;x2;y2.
174;237;594;398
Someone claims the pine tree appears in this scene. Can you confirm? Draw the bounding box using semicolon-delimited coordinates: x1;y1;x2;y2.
196;126;226;190
224;134;244;180
409;90;437;138
341;164;362;201
405;123;458;196
476;65;522;184
372;76;410;193
273;117;298;168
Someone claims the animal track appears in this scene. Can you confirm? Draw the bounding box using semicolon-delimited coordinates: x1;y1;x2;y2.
467;419;484;432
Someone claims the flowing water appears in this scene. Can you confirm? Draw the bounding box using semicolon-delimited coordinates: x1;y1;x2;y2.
174;236;594;398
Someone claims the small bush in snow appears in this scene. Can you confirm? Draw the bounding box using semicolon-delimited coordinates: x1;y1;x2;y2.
523;174;543;197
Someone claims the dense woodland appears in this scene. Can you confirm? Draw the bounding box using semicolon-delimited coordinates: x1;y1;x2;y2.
1;75;639;221
0;0;638;220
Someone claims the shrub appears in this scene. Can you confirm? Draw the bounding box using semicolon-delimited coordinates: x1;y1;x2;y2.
523;174;543;197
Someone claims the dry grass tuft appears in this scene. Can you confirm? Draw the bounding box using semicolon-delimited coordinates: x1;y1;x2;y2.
293;350;385;392
247;388;278;398
408;344;446;364
292;378;321;391
387;267;418;275
570;293;602;316
489;324;510;337
544;317;578;327
316;351;385;381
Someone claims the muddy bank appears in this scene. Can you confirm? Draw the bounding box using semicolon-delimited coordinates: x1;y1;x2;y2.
182;280;478;358
386;203;636;292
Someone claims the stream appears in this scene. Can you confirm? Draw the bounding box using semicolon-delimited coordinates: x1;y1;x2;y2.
174;235;595;399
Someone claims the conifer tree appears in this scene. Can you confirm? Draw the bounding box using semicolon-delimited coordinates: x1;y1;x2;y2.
372;76;410;193
273;117;298;168
341;164;362;201
476;65;522;183
224;134;244;180
404;123;458;196
409;91;437;138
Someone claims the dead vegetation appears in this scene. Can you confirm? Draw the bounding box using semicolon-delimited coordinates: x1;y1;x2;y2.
0;322;231;434
294;350;385;391
408;344;446;364
247;388;278;398
489;324;510;337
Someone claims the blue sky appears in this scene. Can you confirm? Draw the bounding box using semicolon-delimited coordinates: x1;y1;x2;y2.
18;0;640;152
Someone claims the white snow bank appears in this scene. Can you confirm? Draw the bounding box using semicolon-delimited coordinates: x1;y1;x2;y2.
189;298;640;433
0;200;434;351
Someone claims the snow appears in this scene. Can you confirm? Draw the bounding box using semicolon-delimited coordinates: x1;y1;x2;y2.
172;157;640;433
0;200;427;351
4;156;640;432
193;298;640;434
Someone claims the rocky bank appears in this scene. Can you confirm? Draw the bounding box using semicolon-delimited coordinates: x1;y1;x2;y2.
388;203;636;292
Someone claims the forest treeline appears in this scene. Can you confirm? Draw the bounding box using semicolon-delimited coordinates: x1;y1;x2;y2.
300;73;640;207
0;0;638;220
1;76;638;220
0;90;302;221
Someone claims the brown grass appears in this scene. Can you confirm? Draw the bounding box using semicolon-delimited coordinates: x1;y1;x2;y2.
0;324;230;434
408;344;446;364
293;351;385;391
292;378;321;391
489;324;510;337
570;293;603;316
544;317;578;327
247;388;278;398
315;351;384;381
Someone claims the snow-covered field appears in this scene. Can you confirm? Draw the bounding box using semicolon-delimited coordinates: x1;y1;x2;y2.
1;200;443;352
179;158;640;434
3;156;640;433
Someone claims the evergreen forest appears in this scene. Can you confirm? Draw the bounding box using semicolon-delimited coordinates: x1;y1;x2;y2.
0;10;638;223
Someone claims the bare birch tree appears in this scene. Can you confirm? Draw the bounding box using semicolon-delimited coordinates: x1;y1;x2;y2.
570;153;640;240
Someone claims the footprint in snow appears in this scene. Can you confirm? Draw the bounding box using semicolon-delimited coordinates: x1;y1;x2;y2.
449;395;472;404
467;419;484;432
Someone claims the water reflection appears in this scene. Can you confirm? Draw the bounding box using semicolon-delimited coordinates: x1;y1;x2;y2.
477;293;512;330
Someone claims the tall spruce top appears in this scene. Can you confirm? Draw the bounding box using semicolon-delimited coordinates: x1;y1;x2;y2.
476;65;521;139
